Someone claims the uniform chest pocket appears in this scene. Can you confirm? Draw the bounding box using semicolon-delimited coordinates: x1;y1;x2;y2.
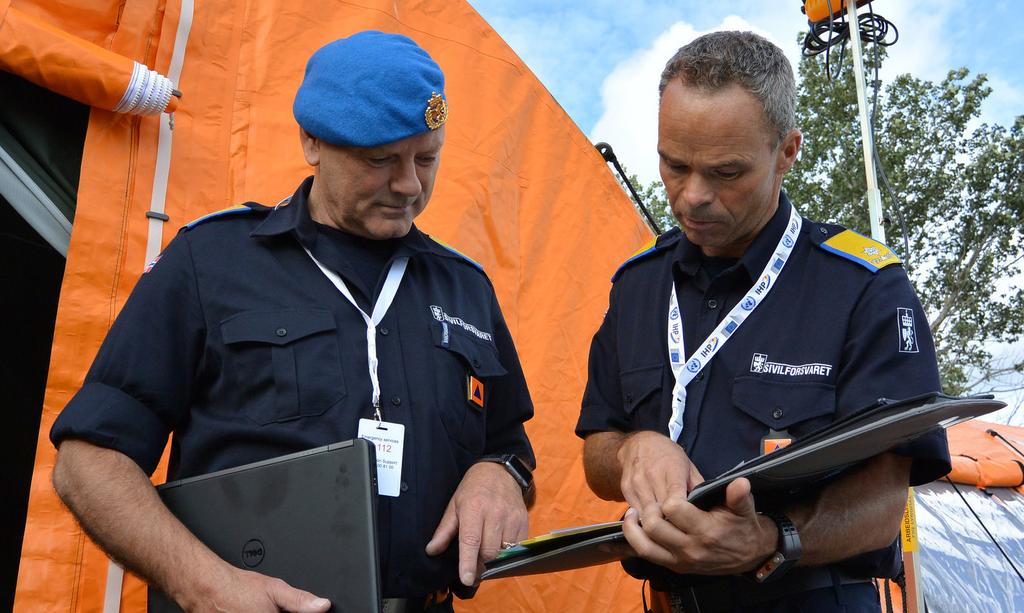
220;308;346;425
732;376;836;440
620;364;665;431
431;321;506;455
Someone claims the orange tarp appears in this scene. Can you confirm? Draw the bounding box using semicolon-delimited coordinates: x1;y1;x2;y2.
947;419;1024;490
14;0;652;611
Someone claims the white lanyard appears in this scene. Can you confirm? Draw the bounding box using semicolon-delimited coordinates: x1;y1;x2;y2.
666;206;802;442
304;247;408;419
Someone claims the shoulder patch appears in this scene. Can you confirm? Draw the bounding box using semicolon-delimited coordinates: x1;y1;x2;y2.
429;237;484;272
183;204;257;230
818;229;901;272
612;231;677;282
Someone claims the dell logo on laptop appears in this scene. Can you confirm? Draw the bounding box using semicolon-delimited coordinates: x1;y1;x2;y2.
242;539;265;567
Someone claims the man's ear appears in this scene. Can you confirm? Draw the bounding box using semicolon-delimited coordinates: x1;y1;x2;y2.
776;129;802;174
299;127;320;167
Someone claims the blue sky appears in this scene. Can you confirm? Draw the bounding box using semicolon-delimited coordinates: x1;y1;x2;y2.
469;0;1023;185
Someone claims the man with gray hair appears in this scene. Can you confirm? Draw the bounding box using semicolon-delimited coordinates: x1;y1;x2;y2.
50;31;535;612
577;31;948;611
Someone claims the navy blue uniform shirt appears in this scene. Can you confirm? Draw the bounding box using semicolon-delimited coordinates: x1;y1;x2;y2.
52;177;535;598
576;194;949;585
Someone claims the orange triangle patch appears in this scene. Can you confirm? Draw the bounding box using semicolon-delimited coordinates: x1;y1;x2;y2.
468;375;485;408
762;437;793;455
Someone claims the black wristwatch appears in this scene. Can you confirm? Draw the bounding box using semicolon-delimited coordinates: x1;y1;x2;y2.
477;454;535;499
752;512;802;583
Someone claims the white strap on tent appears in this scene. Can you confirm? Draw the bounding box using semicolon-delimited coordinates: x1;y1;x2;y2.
102;561;124;612
142;0;195;269
104;1;195;611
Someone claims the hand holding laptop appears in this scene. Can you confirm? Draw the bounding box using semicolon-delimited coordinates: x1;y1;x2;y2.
149;440;382;612
175;564;331;613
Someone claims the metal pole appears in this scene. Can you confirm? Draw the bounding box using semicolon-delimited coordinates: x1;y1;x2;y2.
849;2;919;608
846;0;886;242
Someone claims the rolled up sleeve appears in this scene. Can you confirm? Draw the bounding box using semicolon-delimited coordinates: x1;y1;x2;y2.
50;233;206;475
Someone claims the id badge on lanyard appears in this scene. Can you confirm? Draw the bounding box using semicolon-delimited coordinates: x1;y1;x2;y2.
666;206;802;443
305;247;409;497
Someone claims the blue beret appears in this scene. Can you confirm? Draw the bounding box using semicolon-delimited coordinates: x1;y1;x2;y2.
293;31;448;148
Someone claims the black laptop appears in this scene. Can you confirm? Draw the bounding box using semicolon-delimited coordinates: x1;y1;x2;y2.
148;438;381;612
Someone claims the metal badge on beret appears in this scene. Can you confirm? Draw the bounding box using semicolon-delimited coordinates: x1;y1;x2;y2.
425;92;448;130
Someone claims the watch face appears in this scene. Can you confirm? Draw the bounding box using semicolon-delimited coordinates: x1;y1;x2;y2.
506;454;533;483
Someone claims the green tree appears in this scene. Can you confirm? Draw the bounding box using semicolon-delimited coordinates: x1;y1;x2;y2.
622;46;1024;399
616;167;674;233
789;46;1023;397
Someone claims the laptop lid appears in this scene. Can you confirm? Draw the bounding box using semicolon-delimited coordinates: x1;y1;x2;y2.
148;438;380;612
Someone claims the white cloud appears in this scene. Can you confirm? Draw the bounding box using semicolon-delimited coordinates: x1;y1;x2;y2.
588;16;800;185
872;0;960;85
981;74;1024;128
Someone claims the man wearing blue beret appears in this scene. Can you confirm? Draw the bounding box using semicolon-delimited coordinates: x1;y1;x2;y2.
50;31;535;612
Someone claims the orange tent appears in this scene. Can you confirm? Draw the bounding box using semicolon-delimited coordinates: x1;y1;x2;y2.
8;0;653;611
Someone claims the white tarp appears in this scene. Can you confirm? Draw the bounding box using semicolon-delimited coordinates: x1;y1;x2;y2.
916;480;1024;611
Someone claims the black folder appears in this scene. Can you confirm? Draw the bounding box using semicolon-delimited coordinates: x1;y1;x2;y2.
482;393;1004;580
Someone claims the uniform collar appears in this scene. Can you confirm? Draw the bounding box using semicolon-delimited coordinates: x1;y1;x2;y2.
674;192;793;283
735;192;794;280
249;176;319;247
249;175;436;256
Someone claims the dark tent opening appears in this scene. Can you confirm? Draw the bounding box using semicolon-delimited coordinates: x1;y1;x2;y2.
0;70;87;611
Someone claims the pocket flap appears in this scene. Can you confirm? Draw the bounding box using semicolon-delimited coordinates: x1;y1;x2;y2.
733;376;835;429
221;308;337;346
432;321;507;377
620;364;663;415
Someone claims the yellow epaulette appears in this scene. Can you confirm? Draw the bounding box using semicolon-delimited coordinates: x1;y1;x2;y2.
183;204;255;230
819;229;901;272
612;233;674;282
429;237;484;272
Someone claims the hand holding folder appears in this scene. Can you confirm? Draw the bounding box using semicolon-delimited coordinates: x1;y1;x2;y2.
482;393;1004;580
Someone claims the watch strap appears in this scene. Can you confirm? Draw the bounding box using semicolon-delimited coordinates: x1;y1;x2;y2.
753;512;802;583
477;454;534;498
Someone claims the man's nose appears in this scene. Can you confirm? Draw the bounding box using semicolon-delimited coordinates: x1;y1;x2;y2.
390;159;422;198
679;173;713;209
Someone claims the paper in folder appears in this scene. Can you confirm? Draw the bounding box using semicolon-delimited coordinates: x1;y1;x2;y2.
483;393;1004;580
480;521;627;580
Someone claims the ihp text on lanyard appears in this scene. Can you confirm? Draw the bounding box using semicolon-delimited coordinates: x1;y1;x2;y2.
666;206;802;443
